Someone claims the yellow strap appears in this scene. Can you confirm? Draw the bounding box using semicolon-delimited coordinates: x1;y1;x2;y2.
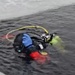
40;51;48;55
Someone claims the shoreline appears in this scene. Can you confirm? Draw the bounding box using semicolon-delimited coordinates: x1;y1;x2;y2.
0;4;75;21
0;0;75;20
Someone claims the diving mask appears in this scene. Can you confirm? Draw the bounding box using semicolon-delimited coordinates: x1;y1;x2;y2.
41;33;50;42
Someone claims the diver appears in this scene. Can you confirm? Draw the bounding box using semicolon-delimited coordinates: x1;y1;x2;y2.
13;32;57;64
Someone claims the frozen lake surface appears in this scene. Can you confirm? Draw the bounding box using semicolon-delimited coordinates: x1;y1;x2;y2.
0;0;75;20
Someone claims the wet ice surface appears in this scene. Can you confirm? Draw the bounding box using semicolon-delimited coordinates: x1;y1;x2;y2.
0;5;75;75
0;72;5;75
0;0;75;20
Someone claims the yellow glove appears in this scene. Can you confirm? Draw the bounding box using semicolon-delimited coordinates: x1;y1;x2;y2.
50;35;66;53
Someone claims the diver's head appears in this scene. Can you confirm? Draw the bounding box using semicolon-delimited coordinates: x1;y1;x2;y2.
41;33;58;43
49;33;57;41
49;33;62;46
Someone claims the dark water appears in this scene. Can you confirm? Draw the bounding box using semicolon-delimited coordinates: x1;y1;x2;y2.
0;5;75;75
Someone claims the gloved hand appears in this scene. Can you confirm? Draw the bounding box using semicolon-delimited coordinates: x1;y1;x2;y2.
29;51;48;64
